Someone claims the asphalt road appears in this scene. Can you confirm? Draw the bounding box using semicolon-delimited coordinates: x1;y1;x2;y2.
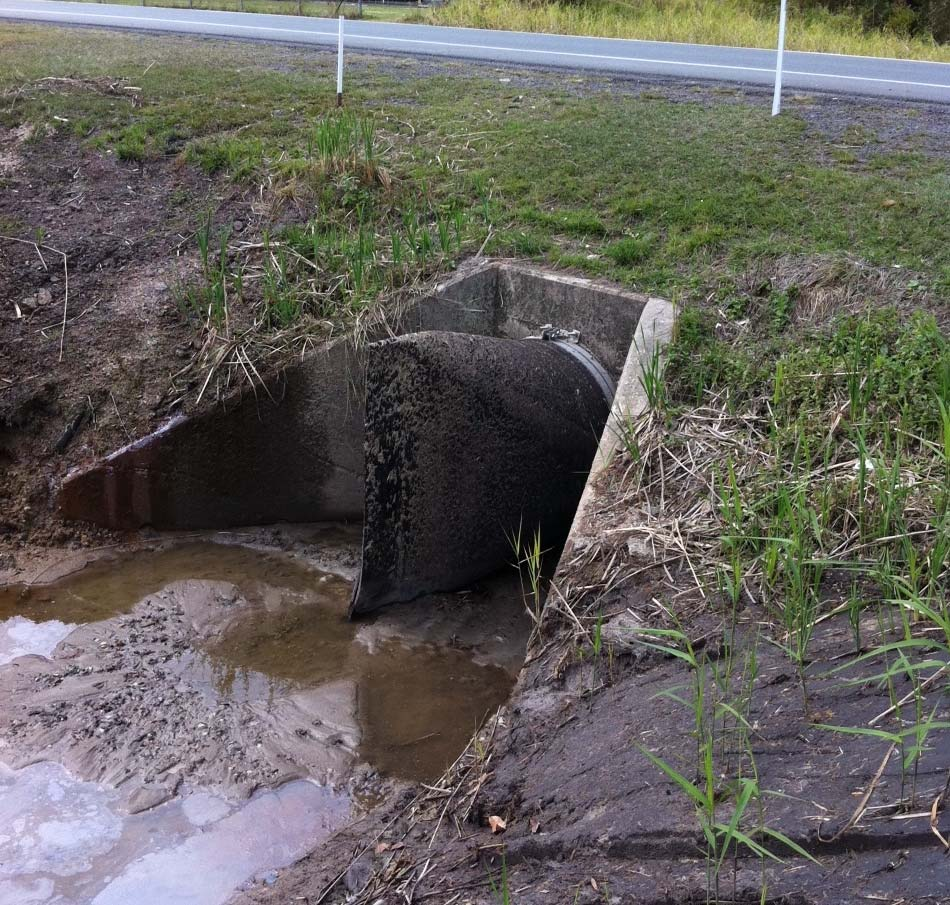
2;0;950;103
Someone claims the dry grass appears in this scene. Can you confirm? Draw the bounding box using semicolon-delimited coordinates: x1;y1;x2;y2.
425;0;950;62
162;262;443;410
92;0;419;21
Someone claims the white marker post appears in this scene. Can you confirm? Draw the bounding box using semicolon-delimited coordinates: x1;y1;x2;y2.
337;15;345;107
772;0;787;116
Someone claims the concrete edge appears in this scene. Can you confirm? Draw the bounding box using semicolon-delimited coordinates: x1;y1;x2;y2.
497;260;656;302
556;295;676;563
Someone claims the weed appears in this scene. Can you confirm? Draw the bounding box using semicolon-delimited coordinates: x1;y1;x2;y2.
846;582;866;654
613;411;643;466
637;622;816;903
188;135;264;178
604;233;654;267
488;853;511;905
261;243;300;329
637;335;666;413
114;122;148;162
177;212;232;331
508;521;547;631
591;611;603;658
312;110;388;185
768;482;825;714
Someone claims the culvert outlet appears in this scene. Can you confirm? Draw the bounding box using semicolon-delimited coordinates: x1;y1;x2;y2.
349;331;614;616
56;261;672;618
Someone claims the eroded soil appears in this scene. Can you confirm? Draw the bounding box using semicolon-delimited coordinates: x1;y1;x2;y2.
236;580;950;905
0;121;259;558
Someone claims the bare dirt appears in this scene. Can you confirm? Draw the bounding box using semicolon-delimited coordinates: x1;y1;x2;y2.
0;122;260;561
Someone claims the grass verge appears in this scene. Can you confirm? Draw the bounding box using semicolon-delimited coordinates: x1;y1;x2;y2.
558;265;950;900
0;24;947;393
77;0;421;21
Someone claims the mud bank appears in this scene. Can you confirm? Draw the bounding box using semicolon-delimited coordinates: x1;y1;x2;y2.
237;593;950;905
233;464;950;905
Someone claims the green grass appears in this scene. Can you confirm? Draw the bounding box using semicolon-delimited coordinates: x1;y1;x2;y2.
627;291;950;870
3;27;948;274
424;0;950;62
0;24;947;335
1;23;947;332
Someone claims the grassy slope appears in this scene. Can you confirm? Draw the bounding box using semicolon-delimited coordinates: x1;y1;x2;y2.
1;25;946;306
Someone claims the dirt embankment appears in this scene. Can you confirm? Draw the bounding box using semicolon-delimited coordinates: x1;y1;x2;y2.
236;564;950;905
0;123;258;563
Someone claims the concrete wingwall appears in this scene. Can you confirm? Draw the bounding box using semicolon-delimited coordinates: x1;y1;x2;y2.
58;340;369;529
57;261;657;531
555;296;676;567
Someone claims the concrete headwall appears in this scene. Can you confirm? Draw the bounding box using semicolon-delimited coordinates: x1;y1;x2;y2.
58;261;652;531
494;264;647;379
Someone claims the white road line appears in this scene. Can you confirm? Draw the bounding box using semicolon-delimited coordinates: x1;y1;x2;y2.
2;5;949;91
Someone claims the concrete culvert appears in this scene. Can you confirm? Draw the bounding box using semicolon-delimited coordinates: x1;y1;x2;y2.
348;330;614;616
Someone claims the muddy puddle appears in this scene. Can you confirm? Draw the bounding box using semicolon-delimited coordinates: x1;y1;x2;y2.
0;537;530;905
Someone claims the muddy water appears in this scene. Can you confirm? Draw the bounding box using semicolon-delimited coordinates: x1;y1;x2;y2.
0;542;523;781
0;542;341;625
0;539;529;905
205;590;517;780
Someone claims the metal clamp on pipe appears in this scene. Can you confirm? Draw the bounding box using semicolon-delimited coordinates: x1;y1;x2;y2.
527;324;615;409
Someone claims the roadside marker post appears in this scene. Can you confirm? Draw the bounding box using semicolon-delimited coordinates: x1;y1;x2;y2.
772;0;787;116
337;15;345;106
